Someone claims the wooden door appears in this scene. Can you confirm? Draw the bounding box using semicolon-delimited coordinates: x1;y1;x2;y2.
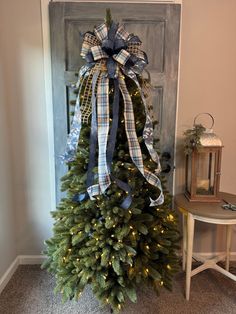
49;2;181;203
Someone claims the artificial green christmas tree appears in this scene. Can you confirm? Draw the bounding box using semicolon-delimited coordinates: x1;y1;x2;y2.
42;10;180;312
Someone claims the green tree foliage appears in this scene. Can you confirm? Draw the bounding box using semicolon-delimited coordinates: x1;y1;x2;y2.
42;77;180;312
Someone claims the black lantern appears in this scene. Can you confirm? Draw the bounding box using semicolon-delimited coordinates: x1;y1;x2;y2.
185;114;223;202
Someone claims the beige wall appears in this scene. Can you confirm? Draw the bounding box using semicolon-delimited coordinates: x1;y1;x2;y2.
0;0;236;277
0;59;17;278
0;0;53;266
176;0;236;251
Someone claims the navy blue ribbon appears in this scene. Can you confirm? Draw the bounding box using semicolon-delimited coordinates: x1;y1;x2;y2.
73;77;132;209
106;79;132;209
86;73;99;188
103;22;119;79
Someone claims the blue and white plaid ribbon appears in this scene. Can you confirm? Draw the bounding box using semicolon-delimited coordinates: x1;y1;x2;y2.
123;67;162;174
119;74;164;206
87;73;111;198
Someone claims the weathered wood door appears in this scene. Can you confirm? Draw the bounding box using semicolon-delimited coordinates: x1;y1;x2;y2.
49;2;181;203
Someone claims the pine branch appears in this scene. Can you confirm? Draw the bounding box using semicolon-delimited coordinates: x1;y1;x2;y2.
105;8;112;28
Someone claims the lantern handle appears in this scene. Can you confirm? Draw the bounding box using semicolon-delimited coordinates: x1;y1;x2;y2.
194;112;214;130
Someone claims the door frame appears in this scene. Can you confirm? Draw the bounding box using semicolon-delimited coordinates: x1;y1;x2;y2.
40;0;183;207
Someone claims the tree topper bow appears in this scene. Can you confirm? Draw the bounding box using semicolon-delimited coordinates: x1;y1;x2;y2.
81;22;148;79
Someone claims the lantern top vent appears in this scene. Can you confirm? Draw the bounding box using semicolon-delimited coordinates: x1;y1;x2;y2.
194;113;223;148
199;130;223;147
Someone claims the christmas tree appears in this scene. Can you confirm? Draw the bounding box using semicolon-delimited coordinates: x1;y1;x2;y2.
42;10;180;312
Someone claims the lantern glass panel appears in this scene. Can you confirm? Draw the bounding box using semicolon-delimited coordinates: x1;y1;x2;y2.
196;151;216;195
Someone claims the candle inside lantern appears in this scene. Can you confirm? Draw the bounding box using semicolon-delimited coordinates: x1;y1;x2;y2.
197;179;209;191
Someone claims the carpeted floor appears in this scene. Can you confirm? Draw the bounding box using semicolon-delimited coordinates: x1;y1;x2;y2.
0;264;235;314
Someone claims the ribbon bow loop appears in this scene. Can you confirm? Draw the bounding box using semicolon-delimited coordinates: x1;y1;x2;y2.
113;49;130;66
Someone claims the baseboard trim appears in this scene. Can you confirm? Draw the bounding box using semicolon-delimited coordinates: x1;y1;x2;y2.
0;255;46;294
0;257;19;295
18;255;47;265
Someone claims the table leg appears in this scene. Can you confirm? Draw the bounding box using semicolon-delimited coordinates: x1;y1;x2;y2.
226;225;232;272
186;213;195;301
182;213;187;271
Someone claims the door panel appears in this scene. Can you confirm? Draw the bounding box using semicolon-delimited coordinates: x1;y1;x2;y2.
124;20;165;73
49;2;181;203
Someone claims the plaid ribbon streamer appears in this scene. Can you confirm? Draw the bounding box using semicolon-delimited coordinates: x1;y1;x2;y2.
122;67;162;174
119;74;164;206
60;65;92;162
87;73;111;198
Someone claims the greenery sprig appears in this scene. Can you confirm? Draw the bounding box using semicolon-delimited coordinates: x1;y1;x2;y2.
184;124;206;155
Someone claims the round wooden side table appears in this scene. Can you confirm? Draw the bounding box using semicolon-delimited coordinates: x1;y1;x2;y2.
174;192;236;300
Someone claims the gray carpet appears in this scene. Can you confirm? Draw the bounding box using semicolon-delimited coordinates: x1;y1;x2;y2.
0;264;235;314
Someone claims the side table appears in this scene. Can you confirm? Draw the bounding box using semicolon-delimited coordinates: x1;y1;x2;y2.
175;192;236;300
